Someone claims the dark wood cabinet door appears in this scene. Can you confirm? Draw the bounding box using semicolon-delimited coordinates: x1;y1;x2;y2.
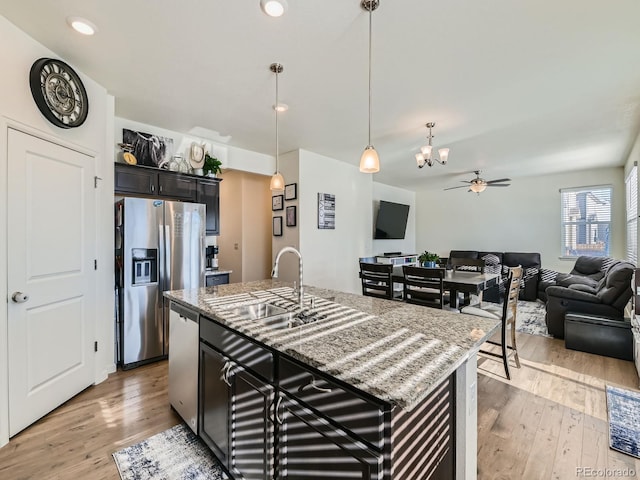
277;394;382;480
197;178;220;235
158;171;197;201
230;368;275;480
199;343;230;469
114;164;157;195
205;273;229;286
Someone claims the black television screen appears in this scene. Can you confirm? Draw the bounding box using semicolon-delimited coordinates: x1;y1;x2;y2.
374;200;410;239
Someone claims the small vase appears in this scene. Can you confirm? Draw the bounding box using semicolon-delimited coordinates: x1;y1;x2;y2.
423;261;437;268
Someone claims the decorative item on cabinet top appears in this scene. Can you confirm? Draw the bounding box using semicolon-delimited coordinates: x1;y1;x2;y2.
122;128;174;169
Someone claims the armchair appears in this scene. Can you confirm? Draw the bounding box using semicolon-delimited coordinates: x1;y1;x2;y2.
545;261;634;338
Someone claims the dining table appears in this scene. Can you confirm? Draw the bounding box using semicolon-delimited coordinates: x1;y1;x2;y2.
391;265;502;309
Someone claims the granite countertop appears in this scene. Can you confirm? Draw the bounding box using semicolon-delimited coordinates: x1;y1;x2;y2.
164;280;500;412
205;269;232;275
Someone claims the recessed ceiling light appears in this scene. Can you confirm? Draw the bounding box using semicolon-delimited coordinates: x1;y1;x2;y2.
66;16;97;35
273;103;289;112
260;0;288;17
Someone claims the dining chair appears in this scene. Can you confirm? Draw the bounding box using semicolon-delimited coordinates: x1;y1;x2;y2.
359;262;396;300
460;265;523;380
402;266;447;309
449;257;486;305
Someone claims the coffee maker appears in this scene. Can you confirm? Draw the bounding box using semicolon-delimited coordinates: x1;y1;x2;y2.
206;246;219;270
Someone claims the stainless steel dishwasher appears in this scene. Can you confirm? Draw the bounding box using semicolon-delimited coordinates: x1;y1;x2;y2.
168;301;199;433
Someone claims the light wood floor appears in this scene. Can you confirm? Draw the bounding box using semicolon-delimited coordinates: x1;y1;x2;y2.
0;333;638;479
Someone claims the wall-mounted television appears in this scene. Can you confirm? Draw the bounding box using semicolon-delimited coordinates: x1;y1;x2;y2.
374;200;410;239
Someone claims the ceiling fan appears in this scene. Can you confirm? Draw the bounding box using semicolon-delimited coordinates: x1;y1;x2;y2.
443;170;511;194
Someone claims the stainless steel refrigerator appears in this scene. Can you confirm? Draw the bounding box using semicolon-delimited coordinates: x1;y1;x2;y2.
115;197;205;369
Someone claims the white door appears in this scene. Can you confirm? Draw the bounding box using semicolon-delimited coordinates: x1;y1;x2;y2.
7;128;96;436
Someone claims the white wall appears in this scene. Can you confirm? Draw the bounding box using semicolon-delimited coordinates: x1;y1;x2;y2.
271;150;300;284
0;15;114;448
299;150;373;294
372;183;416;256
415;167;625;272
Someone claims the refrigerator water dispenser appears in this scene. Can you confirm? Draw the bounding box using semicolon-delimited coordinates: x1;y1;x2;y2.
131;248;158;285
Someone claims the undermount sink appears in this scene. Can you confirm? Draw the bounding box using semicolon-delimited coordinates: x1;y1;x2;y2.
219;302;301;330
218;300;324;331
224;302;289;321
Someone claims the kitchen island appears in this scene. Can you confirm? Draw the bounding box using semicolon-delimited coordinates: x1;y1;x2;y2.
164;280;500;480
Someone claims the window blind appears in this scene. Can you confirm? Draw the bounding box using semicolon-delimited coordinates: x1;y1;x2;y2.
560;185;612;258
626;166;637;265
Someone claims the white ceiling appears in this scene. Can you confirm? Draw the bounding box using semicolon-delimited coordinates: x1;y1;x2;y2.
2;0;640;190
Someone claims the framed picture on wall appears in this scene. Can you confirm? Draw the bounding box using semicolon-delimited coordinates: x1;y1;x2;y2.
273;216;283;236
286;205;297;227
285;183;297;201
272;194;284;211
318;192;335;229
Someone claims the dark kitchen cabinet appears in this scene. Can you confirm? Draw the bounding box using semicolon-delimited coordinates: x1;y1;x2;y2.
199;343;231;468
197;314;453;480
196;178;220;235
277;394;382;480
114;164;222;234
158;171;196;200
114;163;158;195
229;366;275;480
115;164;196;201
200;317;275;479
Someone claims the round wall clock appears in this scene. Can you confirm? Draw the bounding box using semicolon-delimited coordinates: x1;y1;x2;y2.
29;57;89;129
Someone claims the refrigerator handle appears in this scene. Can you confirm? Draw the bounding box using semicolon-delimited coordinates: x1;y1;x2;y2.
158;224;166;292
165;225;171;291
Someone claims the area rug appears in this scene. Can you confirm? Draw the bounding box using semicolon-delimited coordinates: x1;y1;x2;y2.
112;423;225;480
515;300;551;337
606;385;640;458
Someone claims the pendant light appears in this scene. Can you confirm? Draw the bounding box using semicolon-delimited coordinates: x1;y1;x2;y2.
270;63;285;191
359;0;380;174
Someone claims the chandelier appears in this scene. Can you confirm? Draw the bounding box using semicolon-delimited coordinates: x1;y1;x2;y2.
415;122;450;169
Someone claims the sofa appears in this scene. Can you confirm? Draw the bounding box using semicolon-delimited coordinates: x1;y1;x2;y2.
544;260;635;338
447;250;542;302
537;256;618;302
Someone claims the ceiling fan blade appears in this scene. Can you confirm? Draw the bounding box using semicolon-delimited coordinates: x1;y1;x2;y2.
443;185;471;191
486;183;511;187
485;178;511;184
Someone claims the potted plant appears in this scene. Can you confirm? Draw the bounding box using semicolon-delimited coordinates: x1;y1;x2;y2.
418;251;440;268
203;152;222;177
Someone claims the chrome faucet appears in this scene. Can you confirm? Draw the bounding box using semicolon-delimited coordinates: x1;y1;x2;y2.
272;246;303;307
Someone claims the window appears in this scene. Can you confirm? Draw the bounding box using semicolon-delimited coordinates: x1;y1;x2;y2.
560;185;612;258
626;165;637;265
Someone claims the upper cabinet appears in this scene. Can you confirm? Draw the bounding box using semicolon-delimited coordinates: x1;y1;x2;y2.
196;178;220;236
114;163;221;235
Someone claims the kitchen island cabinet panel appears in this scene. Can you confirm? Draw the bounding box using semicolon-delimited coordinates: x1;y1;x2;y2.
279;356;384;450
199;343;230;468
230;367;275;480
277;394;382;480
166;281;498;479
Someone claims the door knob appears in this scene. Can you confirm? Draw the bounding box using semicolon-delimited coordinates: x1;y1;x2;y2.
11;292;29;303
